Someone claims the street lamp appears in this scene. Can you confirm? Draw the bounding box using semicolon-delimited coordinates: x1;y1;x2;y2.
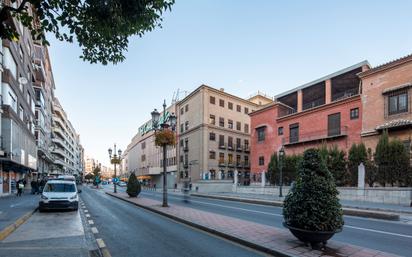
108;144;122;193
278;146;285;197
151;99;177;207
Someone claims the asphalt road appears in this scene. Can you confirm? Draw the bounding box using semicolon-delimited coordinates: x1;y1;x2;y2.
81;186;266;257
103;185;412;256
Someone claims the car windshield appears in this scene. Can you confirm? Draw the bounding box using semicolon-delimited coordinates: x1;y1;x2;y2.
44;183;76;192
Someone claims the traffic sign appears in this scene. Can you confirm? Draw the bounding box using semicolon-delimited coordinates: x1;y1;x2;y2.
112;177;119;183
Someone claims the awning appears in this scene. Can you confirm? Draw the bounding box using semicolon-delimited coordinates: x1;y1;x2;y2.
382;83;412;95
376;119;412;131
0;158;36;174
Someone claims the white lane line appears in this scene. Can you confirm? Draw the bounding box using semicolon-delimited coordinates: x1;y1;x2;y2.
86;214;91;218
84;210;89;213
88;220;94;225
96;238;106;248
344;225;412;239
141;193;412;239
91;227;99;234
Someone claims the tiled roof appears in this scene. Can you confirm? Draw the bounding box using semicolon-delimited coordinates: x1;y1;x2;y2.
376;119;412;130
359;54;412;78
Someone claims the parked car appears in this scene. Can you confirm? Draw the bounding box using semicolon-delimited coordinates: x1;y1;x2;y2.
39;180;81;212
118;181;127;187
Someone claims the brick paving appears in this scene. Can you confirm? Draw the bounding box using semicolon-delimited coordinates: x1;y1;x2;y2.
106;192;401;257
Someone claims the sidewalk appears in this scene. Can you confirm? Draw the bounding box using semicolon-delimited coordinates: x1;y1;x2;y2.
0;191;39;239
196;192;412;214
106;191;400;257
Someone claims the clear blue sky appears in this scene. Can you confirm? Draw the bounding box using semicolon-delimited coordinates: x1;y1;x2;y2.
47;0;412;166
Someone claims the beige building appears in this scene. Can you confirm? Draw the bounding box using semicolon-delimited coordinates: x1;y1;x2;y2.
124;103;178;187
177;85;271;184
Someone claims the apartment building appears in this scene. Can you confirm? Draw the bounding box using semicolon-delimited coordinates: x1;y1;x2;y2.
33;44;55;178
359;54;412;153
0;17;38;194
124;103;177;187
250;62;370;179
51;98;83;176
176;85;269;184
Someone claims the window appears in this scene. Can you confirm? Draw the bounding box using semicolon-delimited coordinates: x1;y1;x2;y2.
219;153;225;163
209;132;216;141
228;154;233;164
236;155;241;165
180;108;184;115
3;47;17;79
259;156;264;166
228;119;233;129
180;139;184;147
185;104;189;112
180;155;184;162
209;151;216;159
19;105;24;121
209;115;216;125
236;122;241;131
236;105;241;112
236;138;241;148
289;123;299;143
219;99;225;107
185;121;189;131
228;102;233;110
210;96;215;104
141;142;146;149
278;127;283;135
141;155;146;162
350;108;359;120
388;91;408;115
180;124;184;133
228;137;233;148
257;127;265;142
244;124;249;134
219;117;225;127
184;138;189;150
328;113;341;136
244;107;249;114
219;135;225;147
244;156;249;166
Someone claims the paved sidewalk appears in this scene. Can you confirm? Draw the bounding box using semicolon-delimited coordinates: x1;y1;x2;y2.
0;192;39;234
107;192;400;257
200;192;412;214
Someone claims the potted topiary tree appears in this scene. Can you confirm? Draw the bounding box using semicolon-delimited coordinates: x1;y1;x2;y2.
126;173;141;197
283;148;343;249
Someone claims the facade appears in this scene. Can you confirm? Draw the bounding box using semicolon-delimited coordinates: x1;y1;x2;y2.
176;85;268;184
0;19;38;194
50;97;83;176
124;103;177;187
359;54;412;153
250;62;370;181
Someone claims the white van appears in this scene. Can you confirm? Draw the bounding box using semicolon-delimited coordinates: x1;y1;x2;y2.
39;180;80;211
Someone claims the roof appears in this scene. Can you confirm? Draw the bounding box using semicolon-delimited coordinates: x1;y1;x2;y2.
275;60;370;99
376;119;412;131
47;180;76;184
359;54;412;78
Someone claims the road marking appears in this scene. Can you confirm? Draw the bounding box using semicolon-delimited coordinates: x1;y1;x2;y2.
88;220;94;225
86;214;90;218
96;238;106;248
344;225;412;239
140;192;412;239
84;210;89;213
91;227;99;234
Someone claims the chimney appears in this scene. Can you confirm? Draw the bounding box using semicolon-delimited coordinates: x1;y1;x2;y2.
220;88;225;92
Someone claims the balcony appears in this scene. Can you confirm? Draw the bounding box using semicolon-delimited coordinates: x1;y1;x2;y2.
227;162;235;168
236;144;243;152
183;146;189;152
236;162;242;168
218;161;226;167
284;127;348;146
52;137;65;148
243;145;250;153
183;162;189;169
227;144;234;151
243;162;250;169
218;143;226;150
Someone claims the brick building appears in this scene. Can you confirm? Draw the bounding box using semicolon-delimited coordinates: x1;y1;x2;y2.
250;62;370;180
359;54;412;153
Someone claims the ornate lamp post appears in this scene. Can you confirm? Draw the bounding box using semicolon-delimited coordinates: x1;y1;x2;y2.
108;144;122;194
151;100;177;207
278;146;285;197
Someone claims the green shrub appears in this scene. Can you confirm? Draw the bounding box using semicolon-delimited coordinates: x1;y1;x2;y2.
283;148;344;232
126;173;141;197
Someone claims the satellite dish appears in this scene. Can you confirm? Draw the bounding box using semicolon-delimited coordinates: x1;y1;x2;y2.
18;77;28;85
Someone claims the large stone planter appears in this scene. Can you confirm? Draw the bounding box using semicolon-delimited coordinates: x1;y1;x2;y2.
283;222;341;249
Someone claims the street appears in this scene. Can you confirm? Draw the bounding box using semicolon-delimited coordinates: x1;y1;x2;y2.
102;184;412;256
81;186;266;257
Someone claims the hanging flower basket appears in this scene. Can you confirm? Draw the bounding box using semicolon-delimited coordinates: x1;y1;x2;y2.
155;129;176;146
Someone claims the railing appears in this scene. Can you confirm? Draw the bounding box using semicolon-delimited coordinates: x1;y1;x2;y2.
284;126;348;145
183;146;189;152
218;161;226;167
332;88;359;102
236;144;243;152
243;145;250;152
302;98;325;111
227;143;234;151
218;143;226;149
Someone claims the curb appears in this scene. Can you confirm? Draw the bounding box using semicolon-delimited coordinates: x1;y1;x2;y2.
105;192;296;257
191;194;400;221
0;208;37;241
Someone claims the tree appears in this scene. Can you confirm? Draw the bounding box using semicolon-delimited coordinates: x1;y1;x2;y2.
374;131;390;186
348;143;367;186
84;173;93;180
327;145;348;186
365;148;378;187
283;149;344;232
283;154;302;185
267;152;278;185
388;139;410;186
126;173;141;197
0;0;175;64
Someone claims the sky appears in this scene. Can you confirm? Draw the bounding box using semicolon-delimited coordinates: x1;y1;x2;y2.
47;0;412;166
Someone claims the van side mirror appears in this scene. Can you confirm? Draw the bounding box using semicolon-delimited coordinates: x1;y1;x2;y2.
77;189;82;193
